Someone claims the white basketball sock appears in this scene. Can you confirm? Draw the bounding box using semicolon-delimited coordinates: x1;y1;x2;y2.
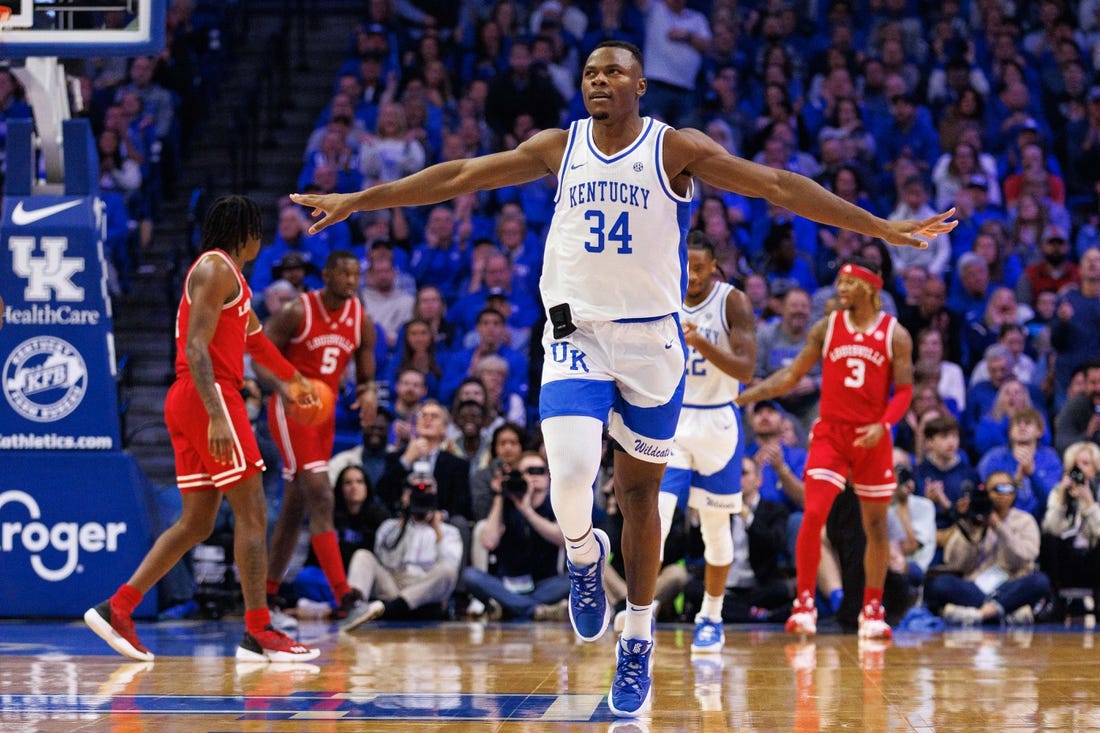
622;601;654;642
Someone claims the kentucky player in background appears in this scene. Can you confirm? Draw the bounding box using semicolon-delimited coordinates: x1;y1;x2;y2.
737;261;914;641
253;249;377;625
291;40;952;717
637;231;755;655
85;195;321;663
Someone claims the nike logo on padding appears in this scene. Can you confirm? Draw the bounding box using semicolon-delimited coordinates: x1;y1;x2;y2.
11;199;82;225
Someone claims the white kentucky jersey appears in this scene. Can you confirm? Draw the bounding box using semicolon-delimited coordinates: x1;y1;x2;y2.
542;116;691;322
682;281;742;406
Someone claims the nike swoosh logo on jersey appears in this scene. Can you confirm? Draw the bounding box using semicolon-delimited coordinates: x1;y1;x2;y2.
11;199;82;225
664;341;674;349
570;162;585;170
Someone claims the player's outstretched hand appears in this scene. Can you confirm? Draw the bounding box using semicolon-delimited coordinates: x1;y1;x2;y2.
879;207;958;250
289;192;358;235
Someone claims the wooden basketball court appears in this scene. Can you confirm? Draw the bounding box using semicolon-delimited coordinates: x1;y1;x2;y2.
2;618;1099;731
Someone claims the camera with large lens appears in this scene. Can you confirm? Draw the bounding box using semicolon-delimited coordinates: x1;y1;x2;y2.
1066;466;1092;516
407;472;437;520
502;469;528;499
964;483;993;524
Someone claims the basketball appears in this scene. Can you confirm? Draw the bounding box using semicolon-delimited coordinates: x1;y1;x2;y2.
286;378;335;427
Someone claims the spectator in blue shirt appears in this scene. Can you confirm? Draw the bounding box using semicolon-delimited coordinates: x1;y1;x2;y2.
744;401;806;560
914;416;980;537
408;204;471;304
978;407;1062;519
440;308;528;408
249;206;327;294
876;91;942;176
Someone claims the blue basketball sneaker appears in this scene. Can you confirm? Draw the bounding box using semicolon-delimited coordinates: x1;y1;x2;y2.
608;636;654;717
690;615;724;654
566;528;611;641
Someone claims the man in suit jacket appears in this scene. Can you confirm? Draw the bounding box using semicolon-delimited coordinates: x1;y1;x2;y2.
374;400;473;552
705;456;793;623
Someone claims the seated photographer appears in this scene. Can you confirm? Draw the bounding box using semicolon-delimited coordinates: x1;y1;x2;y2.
461;451;569;620
341;473;464;629
924;470;1051;625
1040;441;1100;620
375;400;473;547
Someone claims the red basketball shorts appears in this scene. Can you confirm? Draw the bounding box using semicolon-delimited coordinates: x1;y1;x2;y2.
267;393;336;481
804;420;896;501
165;378;265;492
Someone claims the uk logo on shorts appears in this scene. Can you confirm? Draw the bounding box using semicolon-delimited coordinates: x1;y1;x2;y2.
3;336;88;422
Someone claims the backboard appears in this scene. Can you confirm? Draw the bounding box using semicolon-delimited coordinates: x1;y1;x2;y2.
0;0;165;58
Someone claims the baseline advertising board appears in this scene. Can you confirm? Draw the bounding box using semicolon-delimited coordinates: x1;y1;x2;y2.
0;453;158;617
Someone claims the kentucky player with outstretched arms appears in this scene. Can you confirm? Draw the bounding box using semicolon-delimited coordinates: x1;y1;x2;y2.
736;260;914;641
290;41;953;717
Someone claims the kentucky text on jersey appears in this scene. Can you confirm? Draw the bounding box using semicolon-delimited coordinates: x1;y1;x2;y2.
826;343;886;367
566;181;651;210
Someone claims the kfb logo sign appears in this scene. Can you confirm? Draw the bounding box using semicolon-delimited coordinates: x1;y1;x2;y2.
4;336;88;422
0;489;126;582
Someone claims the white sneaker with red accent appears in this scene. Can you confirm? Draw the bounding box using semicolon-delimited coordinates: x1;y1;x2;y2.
785;595;817;636
857;600;893;641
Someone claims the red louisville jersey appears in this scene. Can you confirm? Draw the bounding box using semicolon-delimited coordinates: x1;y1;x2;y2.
819;310;896;424
282;290;363;394
173;250;252;388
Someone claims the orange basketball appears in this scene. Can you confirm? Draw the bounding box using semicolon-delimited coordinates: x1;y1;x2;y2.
286;378;335;427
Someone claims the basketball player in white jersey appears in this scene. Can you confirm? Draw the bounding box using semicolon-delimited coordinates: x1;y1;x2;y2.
292;40;956;718
657;231;755;655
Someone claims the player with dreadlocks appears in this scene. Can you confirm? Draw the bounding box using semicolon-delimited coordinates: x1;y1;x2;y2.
85;195;322;663
736;258;913;641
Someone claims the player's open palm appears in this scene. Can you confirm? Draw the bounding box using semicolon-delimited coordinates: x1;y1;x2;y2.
880;207;958;249
290;192;357;235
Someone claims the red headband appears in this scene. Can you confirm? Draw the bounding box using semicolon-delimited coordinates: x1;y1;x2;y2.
838;263;883;290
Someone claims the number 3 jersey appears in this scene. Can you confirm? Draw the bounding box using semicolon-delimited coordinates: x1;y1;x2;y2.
819;309;896;424
282;290;363;394
542;116;691;322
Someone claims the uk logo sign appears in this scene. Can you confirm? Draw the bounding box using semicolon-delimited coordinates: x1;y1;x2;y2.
9;235;85;301
3;336;88;422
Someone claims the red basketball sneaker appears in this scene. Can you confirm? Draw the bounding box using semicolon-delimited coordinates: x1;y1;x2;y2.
785;592;817;636
857;599;893;641
236;625;321;662
84;601;155;662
